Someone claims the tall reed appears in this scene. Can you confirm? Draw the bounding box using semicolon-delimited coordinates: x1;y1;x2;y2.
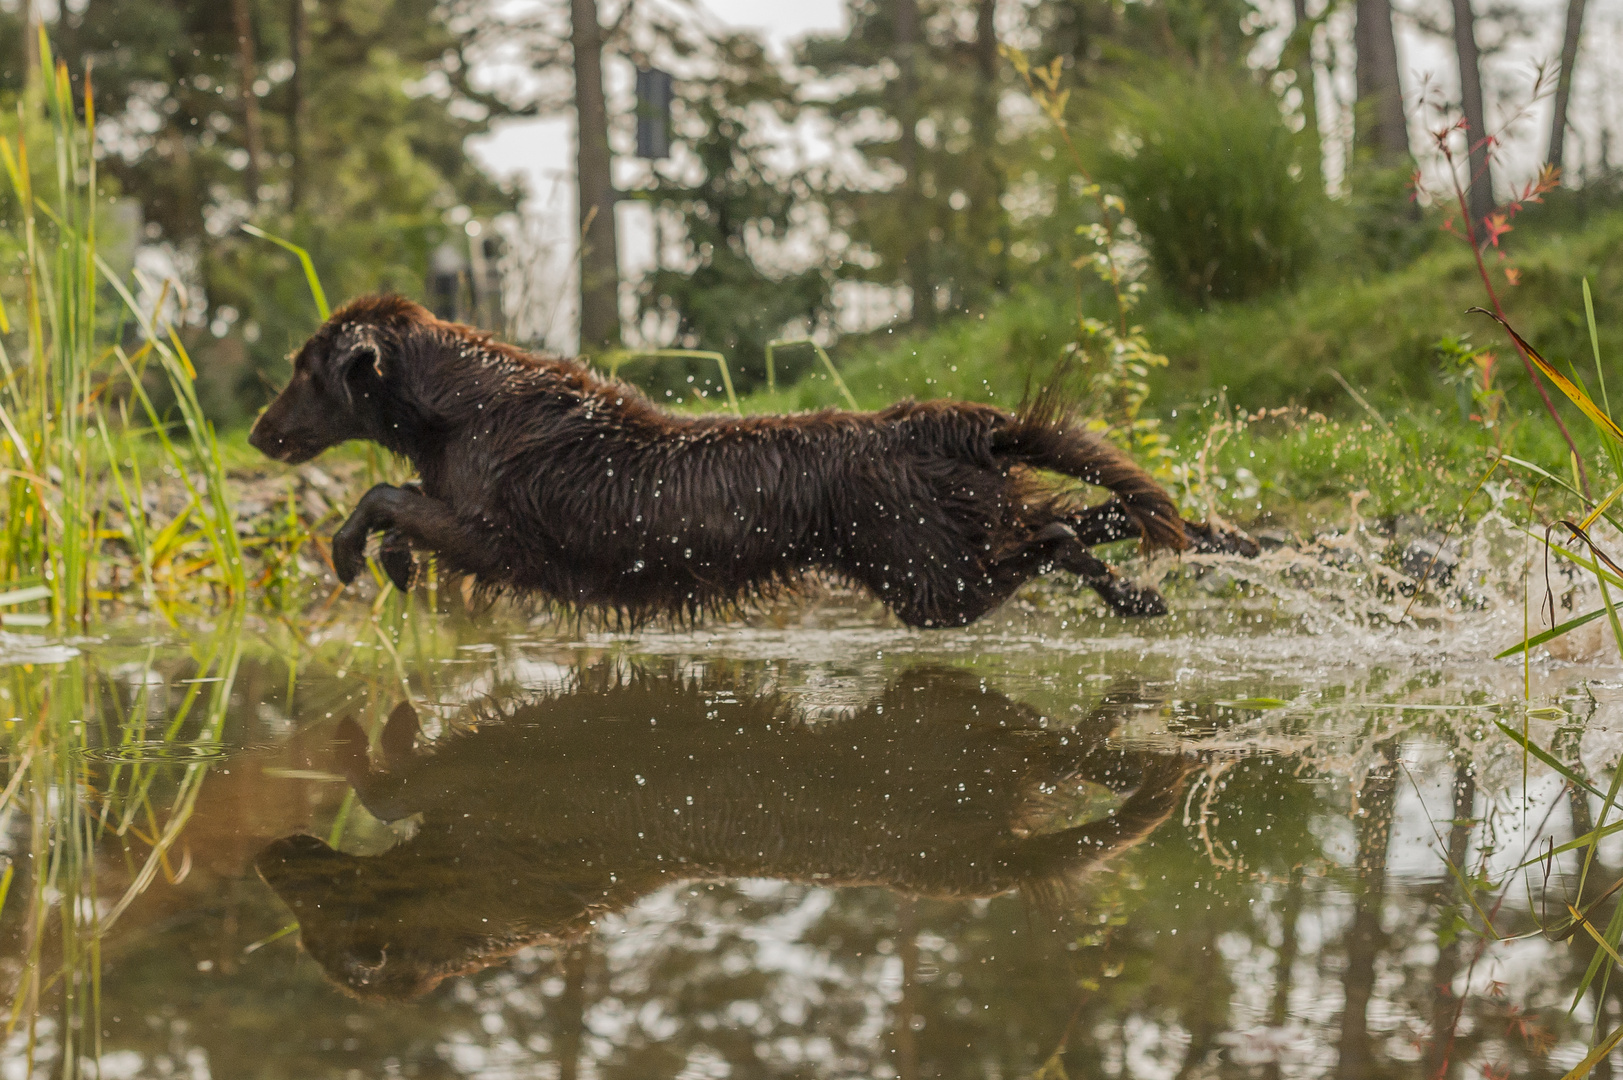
0;34;244;630
0;612;246;1078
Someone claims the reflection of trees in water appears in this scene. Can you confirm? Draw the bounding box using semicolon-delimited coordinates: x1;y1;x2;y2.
1424;753;1476;1080
17;649;1623;1078
1337;739;1397;1080
542;880;1093;1079
251;664;1187;1076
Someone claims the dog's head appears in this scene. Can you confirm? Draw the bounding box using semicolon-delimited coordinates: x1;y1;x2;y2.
255;832;602;1000
249;295;427;464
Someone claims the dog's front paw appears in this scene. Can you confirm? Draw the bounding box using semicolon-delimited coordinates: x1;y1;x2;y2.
331;514;370;586
1099;579;1169;618
378;530;416;593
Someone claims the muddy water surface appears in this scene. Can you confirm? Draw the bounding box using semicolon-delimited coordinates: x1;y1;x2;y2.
4;530;1623;1079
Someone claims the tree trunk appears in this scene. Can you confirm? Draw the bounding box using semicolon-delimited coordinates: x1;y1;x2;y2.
1353;0;1408;163
1422;760;1475;1080
1173;913;1224;1080
894;0;933;326
1450;0;1495;225
1336;745;1397;1080
890;897;921;1080
1547;0;1588;171
1289;0;1324;191
288;0;307;210
557;940;589;1080
231;0;266;204
972;0;1007;296
1262;869;1306;1080
570;0;621;351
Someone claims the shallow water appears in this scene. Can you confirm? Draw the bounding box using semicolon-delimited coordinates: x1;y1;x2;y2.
5;530;1623;1079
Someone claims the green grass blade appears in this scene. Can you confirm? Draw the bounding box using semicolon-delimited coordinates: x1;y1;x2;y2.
1582;278;1623;482
1497;607;1611;658
1563;1020;1623;1078
1473;307;1623;447
1587;278;1608;414
1574;896;1623;1015
240;224;331;320
1579;756;1623;912
1494;718;1606;801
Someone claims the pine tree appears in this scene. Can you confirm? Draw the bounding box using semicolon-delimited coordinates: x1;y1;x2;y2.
799;0;1013;324
43;0;515;420
633;31;834;392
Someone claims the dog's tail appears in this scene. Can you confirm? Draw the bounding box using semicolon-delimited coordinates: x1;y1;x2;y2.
993;372;1186;552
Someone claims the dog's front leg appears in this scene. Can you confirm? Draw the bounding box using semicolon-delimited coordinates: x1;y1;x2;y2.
332;483;488;588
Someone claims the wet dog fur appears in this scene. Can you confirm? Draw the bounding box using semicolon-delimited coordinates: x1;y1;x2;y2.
249;295;1253;626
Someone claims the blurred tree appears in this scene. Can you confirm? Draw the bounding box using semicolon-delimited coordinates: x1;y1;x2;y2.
570;0;622;351
799;0;1015;324
230;0;266;202
0;3;30;93
1283;0;1324;191
1547;0;1587;172
632;31;835;393
1449;0;1494;224
1336;742;1396;1080
1104;71;1321;304
1024;0;1256;75
473;2;835;375
44;0;515;422
1354;0;1408;163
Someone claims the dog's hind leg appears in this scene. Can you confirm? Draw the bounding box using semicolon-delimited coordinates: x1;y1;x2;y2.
1058;543;1169;617
1069;500;1260;557
1011;523;1169;617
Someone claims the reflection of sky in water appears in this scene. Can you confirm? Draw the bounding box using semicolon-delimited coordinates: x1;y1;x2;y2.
5;520;1623;1077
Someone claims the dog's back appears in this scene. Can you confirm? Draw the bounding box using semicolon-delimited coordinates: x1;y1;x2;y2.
257;296;1209;625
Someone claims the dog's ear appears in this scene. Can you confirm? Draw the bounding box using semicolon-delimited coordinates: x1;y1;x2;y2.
333;328;386;407
380;701;421;768
331;714;372;783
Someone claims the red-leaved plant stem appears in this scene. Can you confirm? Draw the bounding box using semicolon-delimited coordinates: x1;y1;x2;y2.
1449;143;1589;494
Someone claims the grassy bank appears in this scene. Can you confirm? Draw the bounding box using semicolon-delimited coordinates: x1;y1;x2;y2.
705;201;1623;536
760;203;1623;421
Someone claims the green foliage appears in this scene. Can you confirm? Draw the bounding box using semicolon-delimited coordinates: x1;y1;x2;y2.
1024;0;1259;76
1144;208;1623;412
1344;163;1437;272
1;43;245;626
1103;71;1320;304
1435;333;1504;429
45;0;514;424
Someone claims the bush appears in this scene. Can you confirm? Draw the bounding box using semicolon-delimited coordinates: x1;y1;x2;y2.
1104;71;1320;304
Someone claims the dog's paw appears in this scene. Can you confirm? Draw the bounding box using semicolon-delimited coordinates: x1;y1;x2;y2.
378;530;416;593
1097;577;1169;618
331;517;369;586
1184;518;1261;558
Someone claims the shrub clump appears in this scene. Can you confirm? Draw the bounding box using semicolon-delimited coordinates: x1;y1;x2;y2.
1104;72;1320;305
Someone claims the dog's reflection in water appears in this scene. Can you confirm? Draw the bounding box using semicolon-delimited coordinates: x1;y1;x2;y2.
256;667;1191;1000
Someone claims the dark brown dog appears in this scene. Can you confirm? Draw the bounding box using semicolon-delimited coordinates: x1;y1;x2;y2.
249;295;1246;625
256;667;1192;999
